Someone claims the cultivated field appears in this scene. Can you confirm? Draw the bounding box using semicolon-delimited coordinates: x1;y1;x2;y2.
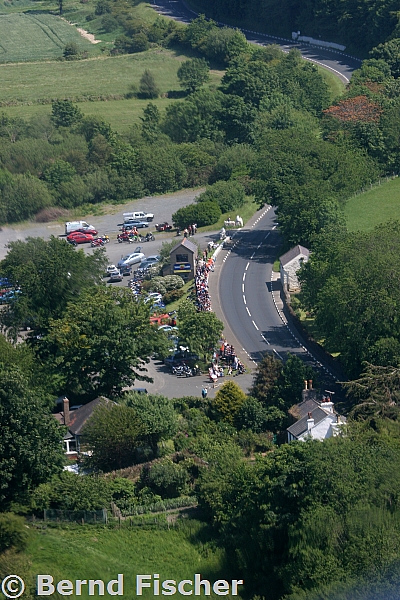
345;177;400;231
0;12;95;62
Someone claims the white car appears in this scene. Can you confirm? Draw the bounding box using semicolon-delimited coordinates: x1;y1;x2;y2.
144;292;163;304
105;264;119;276
158;325;178;332
117;251;145;269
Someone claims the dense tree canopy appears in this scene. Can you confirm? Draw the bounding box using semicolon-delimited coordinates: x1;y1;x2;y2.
299;222;400;376
0;236;107;339
42;287;155;400
0;366;64;510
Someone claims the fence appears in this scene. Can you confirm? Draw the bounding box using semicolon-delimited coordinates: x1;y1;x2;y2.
43;508;108;524
121;496;198;517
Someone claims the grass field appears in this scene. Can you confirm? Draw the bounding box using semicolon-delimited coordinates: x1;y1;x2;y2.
0;12;96;62
2;519;243;599
344;177;400;231
0;50;223;131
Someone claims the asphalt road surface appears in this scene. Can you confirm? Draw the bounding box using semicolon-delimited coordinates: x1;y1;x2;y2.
151;0;360;83
212;207;345;398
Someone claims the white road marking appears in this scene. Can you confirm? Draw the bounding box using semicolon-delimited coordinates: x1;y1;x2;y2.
246;307;251;316
242;273;246;281
246;262;250;270
243;295;246;304
242;284;245;293
250;252;255;259
252;320;259;330
273;348;283;359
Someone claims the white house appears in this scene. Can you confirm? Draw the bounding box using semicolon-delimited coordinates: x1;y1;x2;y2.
287;394;346;442
280;245;310;292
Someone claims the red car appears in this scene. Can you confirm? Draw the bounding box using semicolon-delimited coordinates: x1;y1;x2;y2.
74;227;98;236
67;232;95;245
155;222;173;232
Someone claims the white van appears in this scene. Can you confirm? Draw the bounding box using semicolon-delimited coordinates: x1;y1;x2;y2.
123;211;154;223
65;221;97;235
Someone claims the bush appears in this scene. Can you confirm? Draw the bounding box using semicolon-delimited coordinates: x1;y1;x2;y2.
163;288;185;304
63;42;80;60
139;459;190;499
172;200;221;228
131;33;149;53
101;15;119;32
0;513;29;553
197;180;245;213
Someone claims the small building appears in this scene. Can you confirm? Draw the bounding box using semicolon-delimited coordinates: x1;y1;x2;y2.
166;238;198;282
287;387;346;442
54;396;110;457
280;245;310;292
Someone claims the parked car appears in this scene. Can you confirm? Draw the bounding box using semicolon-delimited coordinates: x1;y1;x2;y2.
120;264;133;276
67;232;95;245
65;221;97;235
109;270;123;283
155;222;173;232
121;221;149;230
158;325;178;332
164;350;200;367
144;292;163;304
138;255;161;270
123;211;154;223
105;264;118;277
117;250;145;269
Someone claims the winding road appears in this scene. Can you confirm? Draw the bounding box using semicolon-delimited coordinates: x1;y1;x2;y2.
151;0;361;83
151;0;351;393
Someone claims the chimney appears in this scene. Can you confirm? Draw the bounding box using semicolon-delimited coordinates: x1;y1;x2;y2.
308;380;313;389
63;397;70;427
322;398;334;413
304;380;308;390
307;412;314;434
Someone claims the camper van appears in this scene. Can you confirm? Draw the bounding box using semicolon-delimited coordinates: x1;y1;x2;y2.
65;221;97;235
123;211;154;223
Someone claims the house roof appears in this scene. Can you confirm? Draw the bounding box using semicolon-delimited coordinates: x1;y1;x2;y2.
67;397;110;436
170;238;197;255
288;398;320;421
287;406;335;439
280;245;310;268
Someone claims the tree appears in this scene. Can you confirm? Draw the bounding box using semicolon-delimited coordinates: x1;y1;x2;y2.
177;58;210;94
139;70;159;99
43;287;155;400
236;396;270;432
124;393;178;457
51;100;83;128
213;381;247;424
197;180;245;213
0;366;64;510
250;353;282;405
177;301;224;359
63;42;79;60
0;236;107;339
139;458;189;498
82;402;143;471
172;200;221;229
141;103;161;142
1;173;53;223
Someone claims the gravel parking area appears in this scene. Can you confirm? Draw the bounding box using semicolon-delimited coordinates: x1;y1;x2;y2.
0;188;204;262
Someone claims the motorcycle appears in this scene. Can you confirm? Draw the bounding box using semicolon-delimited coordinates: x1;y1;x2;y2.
91;238;105;247
117;232;134;243
99;235;110;244
144;233;155;242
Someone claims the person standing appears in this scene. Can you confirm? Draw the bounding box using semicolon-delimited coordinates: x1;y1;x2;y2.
202;387;208;399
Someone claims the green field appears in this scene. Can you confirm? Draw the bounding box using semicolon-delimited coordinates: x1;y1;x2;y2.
3;520;243;599
0;12;96;62
0;50;223;131
344;177;400;231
